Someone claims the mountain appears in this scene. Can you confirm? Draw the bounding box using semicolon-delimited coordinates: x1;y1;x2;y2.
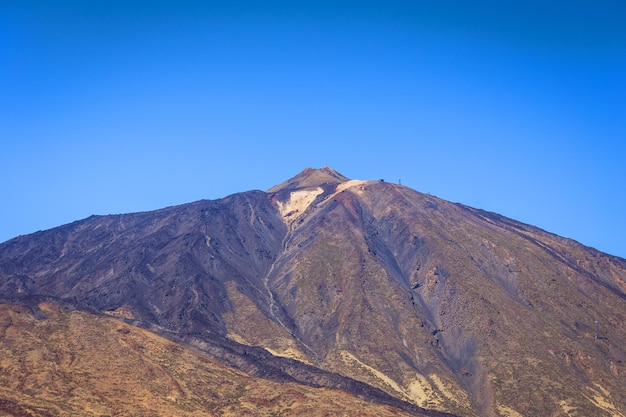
1;167;625;417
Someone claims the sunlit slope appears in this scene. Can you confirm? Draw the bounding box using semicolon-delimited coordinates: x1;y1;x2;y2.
0;302;420;417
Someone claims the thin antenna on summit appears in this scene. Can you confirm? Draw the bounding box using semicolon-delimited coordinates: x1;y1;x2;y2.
399;179;402;185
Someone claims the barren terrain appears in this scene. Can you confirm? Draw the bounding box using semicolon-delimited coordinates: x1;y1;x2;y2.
1;167;625;416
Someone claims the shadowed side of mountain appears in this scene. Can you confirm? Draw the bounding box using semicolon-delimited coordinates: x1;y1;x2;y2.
0;191;286;339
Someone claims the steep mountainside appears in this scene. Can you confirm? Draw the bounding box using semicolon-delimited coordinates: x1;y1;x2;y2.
1;167;625;417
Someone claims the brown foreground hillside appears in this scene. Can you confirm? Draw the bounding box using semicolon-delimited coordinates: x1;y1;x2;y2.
0;301;421;417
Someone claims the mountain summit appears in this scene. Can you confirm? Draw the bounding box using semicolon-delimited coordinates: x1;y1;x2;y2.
1;167;625;417
268;166;350;192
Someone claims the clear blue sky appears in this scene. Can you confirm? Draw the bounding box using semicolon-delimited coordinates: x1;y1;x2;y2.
1;1;625;258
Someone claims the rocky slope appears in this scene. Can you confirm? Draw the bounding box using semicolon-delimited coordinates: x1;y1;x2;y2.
1;167;625;416
0;301;424;417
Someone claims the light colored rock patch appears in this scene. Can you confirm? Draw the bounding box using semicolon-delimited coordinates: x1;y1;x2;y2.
104;306;135;320
407;377;429;404
263;347;313;364
585;385;624;417
226;331;250;346
559;399;577;415
339;350;407;399
275;180;370;225
316;179;370;205
496;403;524;417
407;373;443;407
337;350;469;411
430;374;472;410
276;187;324;222
335;179;369;194
225;332;311;363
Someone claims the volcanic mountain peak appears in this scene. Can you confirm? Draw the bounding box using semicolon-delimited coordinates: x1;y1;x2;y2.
269;167;370;223
267;166;350;193
2;167;626;417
